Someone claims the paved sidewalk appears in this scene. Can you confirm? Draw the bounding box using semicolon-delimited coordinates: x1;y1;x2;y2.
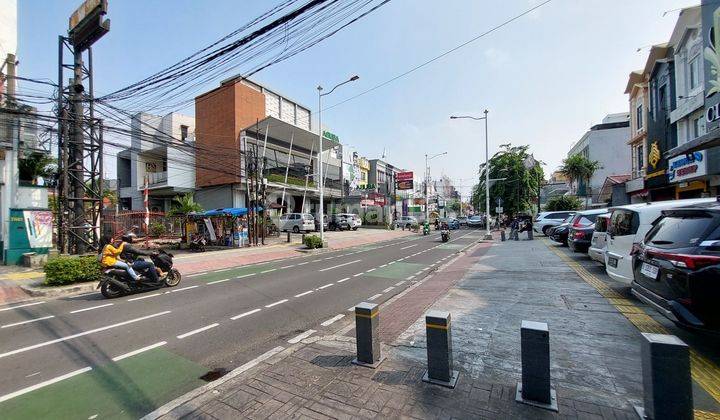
144;235;720;419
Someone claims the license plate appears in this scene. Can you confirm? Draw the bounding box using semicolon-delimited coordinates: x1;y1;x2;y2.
640;262;659;279
608;257;618;268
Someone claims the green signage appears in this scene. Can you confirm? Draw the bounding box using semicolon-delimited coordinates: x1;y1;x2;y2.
322;130;340;143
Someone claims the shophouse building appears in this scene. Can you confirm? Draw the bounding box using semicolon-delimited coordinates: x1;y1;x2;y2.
624;69;649;201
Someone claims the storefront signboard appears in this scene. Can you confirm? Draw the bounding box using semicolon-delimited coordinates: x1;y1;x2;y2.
668;151;707;183
396;180;413;190
396;171;413;181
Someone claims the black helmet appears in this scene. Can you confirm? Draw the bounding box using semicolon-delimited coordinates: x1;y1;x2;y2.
121;232;137;243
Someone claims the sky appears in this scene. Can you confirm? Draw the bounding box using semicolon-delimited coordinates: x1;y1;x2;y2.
14;0;698;198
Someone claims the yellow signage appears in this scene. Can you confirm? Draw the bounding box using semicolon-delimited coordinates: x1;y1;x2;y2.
648;141;661;170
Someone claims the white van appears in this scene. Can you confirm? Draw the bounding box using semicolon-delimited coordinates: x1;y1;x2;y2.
605;198;716;284
588;213;611;264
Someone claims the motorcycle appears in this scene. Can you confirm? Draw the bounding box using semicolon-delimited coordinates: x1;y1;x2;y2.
98;249;182;298
189;234;207;252
423;222;430;236
441;226;450;242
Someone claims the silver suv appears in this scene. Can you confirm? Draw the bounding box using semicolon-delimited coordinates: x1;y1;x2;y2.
395;216;418;229
280;213;315;233
534;211;575;236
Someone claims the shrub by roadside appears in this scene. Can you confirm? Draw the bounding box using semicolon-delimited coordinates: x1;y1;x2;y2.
303;234;323;249
44;256;102;286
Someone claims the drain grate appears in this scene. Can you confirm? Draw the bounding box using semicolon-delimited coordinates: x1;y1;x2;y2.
200;367;230;382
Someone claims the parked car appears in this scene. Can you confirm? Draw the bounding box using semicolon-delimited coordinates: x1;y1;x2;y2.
280;213;315;233
457;216;469;226
631;201;720;332
329;214;351;231
605;198;716;284
314;214;328;232
534;211;575;236
395;216;418;229
341;213;362;230
439;217;460;230
568;209;609;253
588;214;611;264
548;214;576;245
467;215;484;228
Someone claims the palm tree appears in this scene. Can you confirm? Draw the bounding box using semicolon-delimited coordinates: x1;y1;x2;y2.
168;193;203;244
559;154;600;209
18;152;56;185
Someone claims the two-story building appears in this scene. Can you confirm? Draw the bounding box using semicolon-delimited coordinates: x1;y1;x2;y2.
624;70;649;201
117;112;196;212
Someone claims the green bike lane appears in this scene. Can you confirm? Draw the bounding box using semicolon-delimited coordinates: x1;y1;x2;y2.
0;230;481;419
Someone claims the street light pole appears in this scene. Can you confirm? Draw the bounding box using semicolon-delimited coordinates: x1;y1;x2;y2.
317;75;359;245
450;110;492;239
424;152;447;224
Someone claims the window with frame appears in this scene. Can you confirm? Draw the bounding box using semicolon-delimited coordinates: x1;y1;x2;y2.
689;54;701;90
637;144;644;170
180;125;189;141
636;102;643;131
692;116;702;139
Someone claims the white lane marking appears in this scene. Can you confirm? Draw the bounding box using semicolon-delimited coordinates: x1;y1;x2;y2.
288;329;316;344
337;277;350;283
388;261;396;265
140;346;285;420
321;314;345;326
379;264;387;268
422;267;430;271
265;299;288;308
368;294;382;301
0;301;45;312
230;308;261;320
279;265;295;269
324;257;334;260
318;259;362;272
395;281;406;286
0;367;92;403
294;290;313;298
297;262;309;266
25;372;41;378
400;244;417;250
1;315;55;329
318;283;334;290
0;311;171;360
165;285;199;294
127;293;161;302
382;287;394;293
406;275;415;280
365;268;376;273
414;271;423;275
215;268;231;273
70;303;114;314
112;341;167;361
187;272;207;278
260;268;277;274
347;306;355;312
353;273;363;277
177;323;219;339
207;278;230;285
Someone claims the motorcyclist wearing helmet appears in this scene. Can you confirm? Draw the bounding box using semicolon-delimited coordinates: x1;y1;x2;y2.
120;233;161;283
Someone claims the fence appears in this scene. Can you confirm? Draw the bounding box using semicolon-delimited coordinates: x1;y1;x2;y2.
102;210;184;238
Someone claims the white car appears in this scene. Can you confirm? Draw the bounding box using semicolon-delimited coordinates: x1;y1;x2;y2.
534;211;575;236
342;213;362;230
588;213;610;264
280;213;315;233
395;216;418;229
605;198;715;284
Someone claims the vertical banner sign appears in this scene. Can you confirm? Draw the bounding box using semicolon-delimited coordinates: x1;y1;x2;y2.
24;211;53;248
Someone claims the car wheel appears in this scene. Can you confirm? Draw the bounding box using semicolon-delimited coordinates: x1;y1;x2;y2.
352;227;358;231
542;226;551;236
292;226;300;233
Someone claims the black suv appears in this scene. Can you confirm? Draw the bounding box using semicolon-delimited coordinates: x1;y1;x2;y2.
631;201;720;333
328;214;350;231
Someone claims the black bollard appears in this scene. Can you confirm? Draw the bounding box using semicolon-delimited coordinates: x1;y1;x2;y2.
501;230;506;241
422;310;459;388
352;302;384;368
515;320;558;411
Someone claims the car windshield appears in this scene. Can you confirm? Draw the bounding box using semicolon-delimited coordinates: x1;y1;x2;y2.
595;217;609;232
470;216;481;220
644;214;719;249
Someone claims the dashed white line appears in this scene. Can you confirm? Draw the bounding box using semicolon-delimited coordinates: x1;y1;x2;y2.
422;267;430;271
265;299;288;308
414;271;423;275
207;278;230;285
112;341;167;361
215;268;231;273
1;315;55;329
294;290;313;298
353;273;363;277
127;293;161;302
337;277;350;283
177;323;219;339
0;367;92;403
368;294;382;301
400;244;417;250
288;329;316;344
365;268;376;273
165;285;199;294
379;264;387;268
0;311;171;360
0;301;45;312
279;265;295;269
230;308;261;320
318;259;362;272
318;283;334;290
187;272;207;278
260;268;277;274
388;261;396;265
321;314;345;326
395;281;406;286
382;287;394;293
69;303;114;314
297;262;309;266
406;275;415;280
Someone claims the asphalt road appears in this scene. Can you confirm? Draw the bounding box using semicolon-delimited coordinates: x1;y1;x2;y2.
0;227;484;419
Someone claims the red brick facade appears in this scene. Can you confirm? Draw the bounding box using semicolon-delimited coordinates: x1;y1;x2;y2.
195;81;266;188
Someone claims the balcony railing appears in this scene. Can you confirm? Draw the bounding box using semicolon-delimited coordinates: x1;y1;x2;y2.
148;171;168;185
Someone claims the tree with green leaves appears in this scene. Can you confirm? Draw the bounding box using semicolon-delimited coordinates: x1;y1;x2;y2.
559;154;600;209
545;195;582;211
472;144;544;216
18;152;56;185
168;193;203;244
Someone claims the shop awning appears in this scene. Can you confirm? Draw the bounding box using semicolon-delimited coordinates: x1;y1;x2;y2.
665;130;720;158
241;116;337;154
190;207;263;217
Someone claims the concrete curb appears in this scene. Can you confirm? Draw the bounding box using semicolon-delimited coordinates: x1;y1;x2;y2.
19;281;97;298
